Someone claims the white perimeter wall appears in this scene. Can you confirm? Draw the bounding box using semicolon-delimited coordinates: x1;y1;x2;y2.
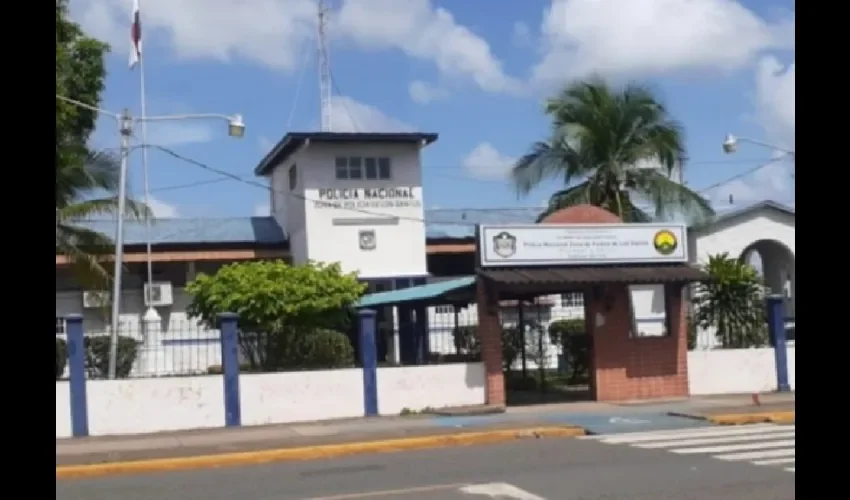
688;346;796;395
377;363;486;415
55;363;486;438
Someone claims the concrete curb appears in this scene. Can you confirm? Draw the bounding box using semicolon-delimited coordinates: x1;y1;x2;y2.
707;411;795;425
56;425;586;480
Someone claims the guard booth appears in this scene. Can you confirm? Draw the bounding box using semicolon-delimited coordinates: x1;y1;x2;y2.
474;205;708;404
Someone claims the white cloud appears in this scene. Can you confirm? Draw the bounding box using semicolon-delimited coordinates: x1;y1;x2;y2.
754;56;795;151
72;0;316;71
147;196;179;218
253;202;271;216
71;0;519;97
462;142;516;180
328;96;415;132
532;0;795;87
408;80;448;104
336;0;521;95
704;160;794;207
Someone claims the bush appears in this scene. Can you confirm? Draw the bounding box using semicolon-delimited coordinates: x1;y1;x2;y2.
452;325;479;354
56;338;67;379
84;336;140;378
694;253;768;348
548;319;589;382
296;329;355;369
451;324;526;372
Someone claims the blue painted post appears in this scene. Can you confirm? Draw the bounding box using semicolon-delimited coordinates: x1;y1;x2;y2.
218;313;242;427
65;314;88;438
766;295;791;392
359;309;379;417
413;304;428;364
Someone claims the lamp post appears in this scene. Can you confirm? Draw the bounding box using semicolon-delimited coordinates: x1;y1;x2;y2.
722;134;795;158
56;94;245;379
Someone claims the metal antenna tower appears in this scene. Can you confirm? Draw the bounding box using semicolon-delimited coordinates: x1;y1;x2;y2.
317;0;332;132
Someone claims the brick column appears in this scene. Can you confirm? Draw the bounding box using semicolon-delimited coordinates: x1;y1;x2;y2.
476;278;505;406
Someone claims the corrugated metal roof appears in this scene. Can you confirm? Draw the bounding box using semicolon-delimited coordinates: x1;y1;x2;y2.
478;264;708;286
73;217;286;246
356;276;476;308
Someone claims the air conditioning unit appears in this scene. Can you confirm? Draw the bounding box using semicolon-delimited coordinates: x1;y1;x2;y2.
82;290;110;309
144;282;174;307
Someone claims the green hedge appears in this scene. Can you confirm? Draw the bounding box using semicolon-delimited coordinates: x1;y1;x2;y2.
55;335;140;379
56;338;67;379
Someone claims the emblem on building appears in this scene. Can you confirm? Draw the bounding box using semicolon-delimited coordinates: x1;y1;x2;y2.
492;231;517;258
359;230;376;251
653;229;678;256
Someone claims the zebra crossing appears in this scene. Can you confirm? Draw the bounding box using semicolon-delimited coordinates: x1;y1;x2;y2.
580;423;795;473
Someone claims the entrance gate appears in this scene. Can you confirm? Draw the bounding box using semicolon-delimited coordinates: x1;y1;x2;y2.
473;205;708;404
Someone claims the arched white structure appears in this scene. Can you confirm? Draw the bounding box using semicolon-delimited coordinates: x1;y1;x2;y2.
687;201;795;349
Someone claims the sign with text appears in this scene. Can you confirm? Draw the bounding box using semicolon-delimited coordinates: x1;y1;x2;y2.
313;187;422;210
478;223;688;267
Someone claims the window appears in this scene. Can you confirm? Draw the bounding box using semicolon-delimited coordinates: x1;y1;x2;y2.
434;305;454;314
56;317;66;336
560;292;584;308
288;164;297;190
335;157;391;180
629;284;670;338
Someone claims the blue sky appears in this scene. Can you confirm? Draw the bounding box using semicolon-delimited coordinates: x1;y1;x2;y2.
70;0;795;219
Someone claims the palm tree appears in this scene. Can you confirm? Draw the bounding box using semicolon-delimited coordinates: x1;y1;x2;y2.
512;78;715;223
56;149;151;288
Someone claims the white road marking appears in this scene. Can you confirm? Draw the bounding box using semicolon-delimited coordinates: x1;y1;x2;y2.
715;448;795;461
587;424;794;473
459;482;547;499
635;431;795;449
753;457;796;466
580;424;785;444
670;439;795;455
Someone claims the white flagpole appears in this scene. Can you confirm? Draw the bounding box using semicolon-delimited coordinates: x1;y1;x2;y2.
136;0;157;320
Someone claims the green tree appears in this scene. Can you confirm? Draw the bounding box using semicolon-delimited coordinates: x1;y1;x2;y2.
693;253;768;348
511;77;715;223
56;0;108;179
56;1;149;287
185;261;367;370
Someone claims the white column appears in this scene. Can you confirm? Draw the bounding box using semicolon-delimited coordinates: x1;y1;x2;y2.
140;307;163;376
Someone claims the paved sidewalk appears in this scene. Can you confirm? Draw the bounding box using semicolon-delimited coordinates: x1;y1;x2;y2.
56;393;794;467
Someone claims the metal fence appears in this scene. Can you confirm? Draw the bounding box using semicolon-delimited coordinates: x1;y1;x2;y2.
55;320;223;380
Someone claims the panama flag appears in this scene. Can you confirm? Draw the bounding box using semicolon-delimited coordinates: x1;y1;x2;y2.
129;0;142;69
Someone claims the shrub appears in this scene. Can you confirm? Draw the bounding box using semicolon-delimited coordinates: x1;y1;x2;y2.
548;319;589;382
452;325;479;354
84;336;140;378
694;253;768;348
56;338;67;379
297;329;355;369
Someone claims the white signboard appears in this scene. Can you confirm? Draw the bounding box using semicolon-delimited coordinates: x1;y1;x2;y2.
313;187;422;210
478;223;687;267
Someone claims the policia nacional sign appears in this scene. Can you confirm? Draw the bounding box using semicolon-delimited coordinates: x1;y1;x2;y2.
479;223;688;267
314;187;422;210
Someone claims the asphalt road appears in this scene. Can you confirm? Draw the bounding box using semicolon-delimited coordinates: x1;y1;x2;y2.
56;437;794;500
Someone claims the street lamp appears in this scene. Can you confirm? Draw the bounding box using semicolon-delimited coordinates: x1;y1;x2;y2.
722;133;795;157
56;94;245;379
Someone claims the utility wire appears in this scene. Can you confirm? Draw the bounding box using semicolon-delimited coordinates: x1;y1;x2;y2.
144;144;791;228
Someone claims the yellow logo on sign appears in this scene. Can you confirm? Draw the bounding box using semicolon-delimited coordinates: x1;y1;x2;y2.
653;230;678;256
